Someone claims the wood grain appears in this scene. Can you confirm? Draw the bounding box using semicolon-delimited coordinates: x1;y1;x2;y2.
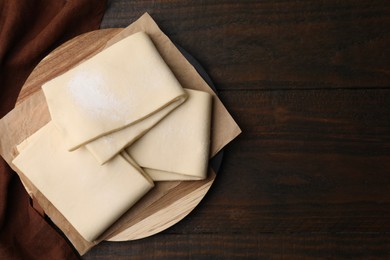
101;0;390;90
83;0;389;258
85;233;390;259
168;89;390;233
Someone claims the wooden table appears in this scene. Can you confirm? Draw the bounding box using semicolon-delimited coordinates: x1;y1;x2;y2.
84;1;390;258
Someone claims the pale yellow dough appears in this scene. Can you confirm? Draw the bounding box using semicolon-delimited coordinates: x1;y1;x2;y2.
126;89;212;181
13;122;154;242
86;97;185;164
42;31;186;151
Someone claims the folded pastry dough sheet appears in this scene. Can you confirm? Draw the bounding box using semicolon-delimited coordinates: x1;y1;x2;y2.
42;31;186;151
12;122;154;242
126;88;212;181
86;96;185;164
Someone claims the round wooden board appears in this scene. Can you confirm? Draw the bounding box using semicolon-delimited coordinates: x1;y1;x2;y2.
17;29;216;242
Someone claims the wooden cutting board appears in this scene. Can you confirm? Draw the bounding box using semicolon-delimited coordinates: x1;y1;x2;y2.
16;28;216;241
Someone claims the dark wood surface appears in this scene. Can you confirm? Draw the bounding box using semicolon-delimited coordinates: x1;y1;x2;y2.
84;1;390;258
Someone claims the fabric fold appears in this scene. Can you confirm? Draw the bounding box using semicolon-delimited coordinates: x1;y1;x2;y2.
0;0;106;259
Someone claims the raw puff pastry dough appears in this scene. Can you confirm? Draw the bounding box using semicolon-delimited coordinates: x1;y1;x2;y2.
42;31;186;151
13;122;154;242
86;97;185;164
126;89;212;181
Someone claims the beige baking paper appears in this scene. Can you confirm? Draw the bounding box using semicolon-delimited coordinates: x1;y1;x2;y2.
0;12;241;255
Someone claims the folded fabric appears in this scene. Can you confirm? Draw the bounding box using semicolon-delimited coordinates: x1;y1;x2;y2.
126;88;212;181
13;122;154;242
42;31;187;152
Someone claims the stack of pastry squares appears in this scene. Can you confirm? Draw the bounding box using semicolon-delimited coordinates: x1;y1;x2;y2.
12;31;213;242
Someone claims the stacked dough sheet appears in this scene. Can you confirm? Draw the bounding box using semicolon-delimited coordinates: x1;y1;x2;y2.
12;31;212;242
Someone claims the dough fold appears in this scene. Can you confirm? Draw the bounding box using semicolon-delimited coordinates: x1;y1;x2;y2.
86;96;186;164
13;122;154;242
126;89;212;181
42;31;187;151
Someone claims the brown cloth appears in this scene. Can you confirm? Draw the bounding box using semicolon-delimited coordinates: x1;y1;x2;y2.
0;1;106;259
